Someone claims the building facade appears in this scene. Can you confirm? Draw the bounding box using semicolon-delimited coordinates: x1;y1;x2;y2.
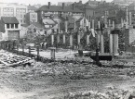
25;12;38;25
36;2;83;33
0;17;20;41
0;3;27;24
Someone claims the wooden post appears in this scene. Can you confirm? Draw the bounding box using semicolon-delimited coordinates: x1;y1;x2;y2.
37;46;39;61
51;48;56;60
78;32;80;45
57;29;60;44
28;46;31;57
22;44;24;55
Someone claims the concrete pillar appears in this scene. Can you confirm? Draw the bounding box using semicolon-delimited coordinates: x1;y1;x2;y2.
129;12;132;25
100;34;104;54
126;8;129;24
70;34;73;46
113;34;119;56
65;21;68;33
92;19;94;29
50;48;55;60
63;34;66;44
97;21;101;46
121;18;124;27
51;34;54;46
78;34;80;45
109;33;113;54
86;35;90;45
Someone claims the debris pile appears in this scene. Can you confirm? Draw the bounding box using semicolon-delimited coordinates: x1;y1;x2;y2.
0;50;32;67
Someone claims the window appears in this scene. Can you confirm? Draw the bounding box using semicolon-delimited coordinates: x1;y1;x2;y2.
11;24;14;28
7;24;10;28
15;24;18;28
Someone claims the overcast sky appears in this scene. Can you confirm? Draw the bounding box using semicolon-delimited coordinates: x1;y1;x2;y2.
0;0;113;5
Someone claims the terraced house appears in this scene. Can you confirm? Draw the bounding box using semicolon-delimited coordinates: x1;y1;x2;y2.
36;2;84;33
0;17;20;41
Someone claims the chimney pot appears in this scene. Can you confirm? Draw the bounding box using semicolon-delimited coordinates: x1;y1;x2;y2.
62;3;65;9
48;2;51;9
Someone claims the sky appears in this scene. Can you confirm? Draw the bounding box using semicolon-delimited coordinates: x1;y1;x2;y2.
0;0;113;5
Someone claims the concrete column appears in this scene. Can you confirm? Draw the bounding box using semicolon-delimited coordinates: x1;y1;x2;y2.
63;34;66;44
65;21;68;33
86;35;90;45
78;34;80;45
129;12;132;25
92;19;94;29
113;34;119;56
109;33;113;54
51;34;54;46
97;21;101;46
126;8;129;24
70;34;73;46
100;34;104;54
121;18;124;27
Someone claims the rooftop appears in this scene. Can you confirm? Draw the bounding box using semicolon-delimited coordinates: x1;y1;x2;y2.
28;5;37;11
1;17;19;24
37;4;83;13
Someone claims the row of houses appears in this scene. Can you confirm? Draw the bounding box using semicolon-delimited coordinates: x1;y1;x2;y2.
0;1;90;41
1;0;135;42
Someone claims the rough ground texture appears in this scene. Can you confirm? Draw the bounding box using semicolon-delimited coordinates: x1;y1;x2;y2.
0;61;135;99
0;50;135;99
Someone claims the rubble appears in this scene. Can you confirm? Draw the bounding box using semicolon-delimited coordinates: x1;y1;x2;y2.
0;50;32;67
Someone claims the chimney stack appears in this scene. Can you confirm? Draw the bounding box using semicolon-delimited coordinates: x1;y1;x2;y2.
62;3;65;9
48;2;51;9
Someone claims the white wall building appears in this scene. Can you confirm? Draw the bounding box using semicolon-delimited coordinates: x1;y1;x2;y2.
0;17;20;41
0;3;28;24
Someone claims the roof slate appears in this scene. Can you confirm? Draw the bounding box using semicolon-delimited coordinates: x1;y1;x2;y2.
28;5;37;10
1;17;19;24
31;22;43;29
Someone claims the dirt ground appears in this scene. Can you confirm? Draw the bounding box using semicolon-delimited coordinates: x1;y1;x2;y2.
0;61;135;99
